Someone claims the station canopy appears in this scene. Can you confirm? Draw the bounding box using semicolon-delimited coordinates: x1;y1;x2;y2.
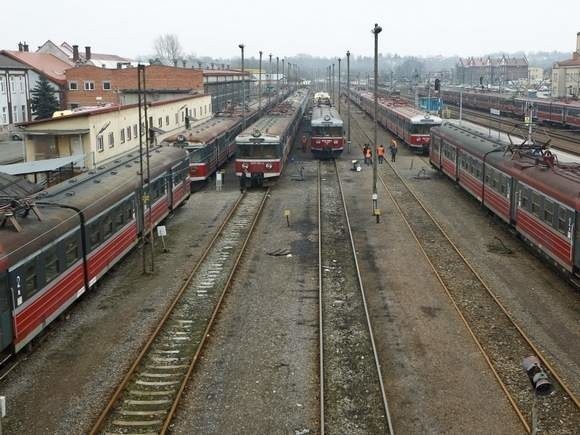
0;154;85;176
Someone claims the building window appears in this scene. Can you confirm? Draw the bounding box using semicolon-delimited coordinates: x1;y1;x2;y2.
120;128;125;144
0;80;5;94
84;81;95;91
70;103;80;109
126;126;131;141
97;135;104;152
158;117;162;128
102;81;111;90
108;132;114;148
19;77;24;93
1;107;6;124
21;105;26;122
13;107;18;123
175;113;179;124
166;115;170;126
133;124;137;138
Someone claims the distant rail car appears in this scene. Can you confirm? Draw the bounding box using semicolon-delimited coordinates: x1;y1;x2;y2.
430;119;580;277
310;105;345;158
313;91;331;106
420;88;580;128
0;147;190;359
235;90;309;186
164;101;271;184
350;89;442;153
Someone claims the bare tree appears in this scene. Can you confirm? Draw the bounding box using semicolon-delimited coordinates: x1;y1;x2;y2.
154;34;183;67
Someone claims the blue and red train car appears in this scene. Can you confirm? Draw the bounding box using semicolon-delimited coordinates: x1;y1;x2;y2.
310;105;344;158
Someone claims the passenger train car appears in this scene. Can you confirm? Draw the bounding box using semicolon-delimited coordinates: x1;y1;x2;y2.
0;147;190;360
422;88;580;128
235;90;309;186
430;120;580;276
313;91;331;106
310;105;344;158
164;100;271;185
350;90;442;153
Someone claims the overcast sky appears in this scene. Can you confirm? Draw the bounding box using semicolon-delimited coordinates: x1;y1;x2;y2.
3;0;579;59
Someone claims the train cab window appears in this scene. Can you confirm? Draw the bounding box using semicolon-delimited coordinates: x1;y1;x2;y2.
64;234;80;268
102;214;114;241
499;176;508;196
44;247;60;284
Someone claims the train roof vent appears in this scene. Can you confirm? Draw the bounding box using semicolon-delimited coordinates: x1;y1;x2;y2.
97;166;105;170
68;178;77;184
66;191;75;196
128;153;133;157
125;164;131;168
155;149;161;153
93;179;101;184
114;160;120;163
110;171;118;175
88;171;96;175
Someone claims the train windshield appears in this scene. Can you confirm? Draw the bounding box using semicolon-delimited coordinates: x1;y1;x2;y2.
237;144;280;158
312;127;343;137
186;145;209;163
410;124;432;135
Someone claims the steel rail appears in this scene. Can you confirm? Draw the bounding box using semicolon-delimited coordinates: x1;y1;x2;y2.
349;109;579;431
317;161;325;435
89;189;269;434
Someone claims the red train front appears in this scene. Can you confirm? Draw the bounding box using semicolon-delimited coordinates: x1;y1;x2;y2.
310;105;345;159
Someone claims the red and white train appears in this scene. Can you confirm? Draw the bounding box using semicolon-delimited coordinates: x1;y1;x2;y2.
430;120;580;276
235;90;309;186
310;105;345;158
165;101;270;185
350;89;442;153
0;147;190;359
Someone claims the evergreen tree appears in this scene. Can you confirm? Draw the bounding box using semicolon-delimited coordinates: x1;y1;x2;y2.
30;77;60;119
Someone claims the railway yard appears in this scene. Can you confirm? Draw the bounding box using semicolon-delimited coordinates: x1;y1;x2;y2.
0;86;577;435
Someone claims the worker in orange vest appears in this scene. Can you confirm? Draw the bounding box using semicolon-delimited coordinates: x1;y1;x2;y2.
377;144;385;164
364;146;372;165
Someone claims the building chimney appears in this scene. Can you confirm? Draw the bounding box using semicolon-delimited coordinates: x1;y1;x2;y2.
18;42;23;52
85;46;91;61
576;32;580;54
73;45;80;62
23;42;29;52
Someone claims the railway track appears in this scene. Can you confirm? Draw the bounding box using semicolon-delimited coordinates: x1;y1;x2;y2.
349;112;580;434
317;159;394;434
89;190;268;435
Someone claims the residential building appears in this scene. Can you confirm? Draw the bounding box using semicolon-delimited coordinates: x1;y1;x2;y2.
551;32;580;98
528;67;544;84
455;55;528;85
0;53;30;126
64;65;204;108
19;94;212;178
37;40;136;69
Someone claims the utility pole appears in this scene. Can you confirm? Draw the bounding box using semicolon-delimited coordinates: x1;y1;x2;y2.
239;44;246;130
372;23;382;223
347;50;351;154
140;65;154;272
282;58;285;91
276;56;280;98
332;63;335;105
269;53;272;106
338;57;342;114
259;50;262;111
137;65;146;274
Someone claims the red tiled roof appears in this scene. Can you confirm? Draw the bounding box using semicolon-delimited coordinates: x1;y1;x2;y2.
555;58;580;67
0;50;72;84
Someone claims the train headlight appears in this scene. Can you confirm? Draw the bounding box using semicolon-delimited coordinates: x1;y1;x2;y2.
265;163;273;169
241;162;249;169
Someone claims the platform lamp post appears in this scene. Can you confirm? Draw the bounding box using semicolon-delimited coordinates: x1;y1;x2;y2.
347;50;351;154
332;63;335;104
239;44;246;130
372;23;382;223
338;57;341;114
258;50;263;111
276;56;280;98
282;58;285;91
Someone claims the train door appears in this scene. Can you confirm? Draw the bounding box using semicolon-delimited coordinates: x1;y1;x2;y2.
0;271;13;354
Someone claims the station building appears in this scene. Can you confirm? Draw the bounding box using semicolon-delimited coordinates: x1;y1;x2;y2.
551;32;580;98
13;94;211;183
202;68;251;112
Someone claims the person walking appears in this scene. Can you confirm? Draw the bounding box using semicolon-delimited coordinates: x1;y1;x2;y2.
389;139;398;163
363;144;369;164
240;170;247;193
364;146;372;166
377;144;385;164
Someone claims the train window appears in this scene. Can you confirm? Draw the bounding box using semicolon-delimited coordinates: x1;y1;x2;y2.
531;193;541;216
500;176;507;196
543;200;554;226
88;222;101;251
102;214;114;241
125;200;134;221
22;259;38;299
520;188;529;209
44;247;60;284
64;234;80;268
557;207;570;235
115;205;125;230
